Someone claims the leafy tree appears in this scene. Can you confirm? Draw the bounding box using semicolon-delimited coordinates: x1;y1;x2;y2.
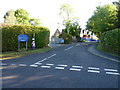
59;4;74;21
113;0;120;28
4;9;41;26
59;4;80;36
29;18;41;26
4;9;17;24
86;4;118;37
14;9;30;25
63;18;79;36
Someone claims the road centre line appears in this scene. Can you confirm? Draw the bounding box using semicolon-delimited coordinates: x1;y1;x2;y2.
70;68;81;71
55;67;65;70
88;67;99;70
72;66;83;68
34;54;56;63
64;46;73;51
104;69;118;72
75;44;80;46
88;70;100;73
106;72;120;75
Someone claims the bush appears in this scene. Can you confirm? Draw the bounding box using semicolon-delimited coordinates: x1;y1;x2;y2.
76;35;81;42
99;28;120;55
59;32;72;44
2;25;50;52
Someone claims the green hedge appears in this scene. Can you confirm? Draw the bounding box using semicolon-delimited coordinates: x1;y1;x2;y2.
99;28;120;55
2;25;50;52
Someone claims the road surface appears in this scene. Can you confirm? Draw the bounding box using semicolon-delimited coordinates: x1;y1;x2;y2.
1;42;120;88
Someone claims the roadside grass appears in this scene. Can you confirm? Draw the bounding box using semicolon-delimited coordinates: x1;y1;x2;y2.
96;43;120;57
0;47;52;60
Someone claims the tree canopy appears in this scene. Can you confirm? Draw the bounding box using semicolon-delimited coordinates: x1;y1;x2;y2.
59;4;74;21
14;9;30;25
113;0;120;28
4;9;17;24
3;9;41;26
86;4;118;37
59;4;80;36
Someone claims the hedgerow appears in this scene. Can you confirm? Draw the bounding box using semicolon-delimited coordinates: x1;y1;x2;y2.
99;28;120;55
2;25;50;52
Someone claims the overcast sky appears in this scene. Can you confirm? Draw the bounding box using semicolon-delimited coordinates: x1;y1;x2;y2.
0;0;117;36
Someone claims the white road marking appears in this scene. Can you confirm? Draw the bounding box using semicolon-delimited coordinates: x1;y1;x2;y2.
72;66;83;68
70;68;81;71
64;46;73;51
34;62;42;65
57;64;68;67
41;65;51;68
46;63;54;66
76;44;80;46
104;69;118;72
19;64;27;66
106;72;120;75
55;67;65;70
34;54;56;63
88;67;99;70
30;64;38;67
11;64;16;65
1;63;7;65
88;70;100;73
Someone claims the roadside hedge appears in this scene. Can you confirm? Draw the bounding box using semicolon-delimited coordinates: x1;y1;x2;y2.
2;25;50;52
99;28;120;55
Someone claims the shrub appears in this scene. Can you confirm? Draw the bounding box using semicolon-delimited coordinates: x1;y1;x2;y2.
2;25;50;52
76;35;81;42
99;28;120;55
59;32;72;44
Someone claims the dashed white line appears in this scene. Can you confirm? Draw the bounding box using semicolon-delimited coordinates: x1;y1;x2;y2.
72;66;83;68
88;70;100;73
55;67;65;70
19;64;27;66
104;69;118;72
1;63;7;65
11;64;16;65
57;64;68;67
106;72;120;75
76;44;80;46
30;64;38;67
41;65;51;68
64;46;73;51
88;67;99;70
70;68;81;71
46;63;54;66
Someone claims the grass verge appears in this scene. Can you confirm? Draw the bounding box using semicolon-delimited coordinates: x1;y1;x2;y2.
0;47;52;60
96;43;119;57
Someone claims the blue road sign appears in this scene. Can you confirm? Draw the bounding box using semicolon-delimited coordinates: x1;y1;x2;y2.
18;34;28;42
61;39;64;43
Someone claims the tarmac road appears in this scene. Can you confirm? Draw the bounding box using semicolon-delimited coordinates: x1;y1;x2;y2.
1;42;120;88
